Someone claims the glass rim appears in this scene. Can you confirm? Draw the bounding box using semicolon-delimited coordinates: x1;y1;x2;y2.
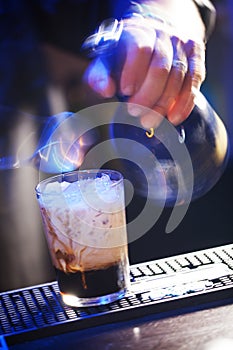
35;168;124;195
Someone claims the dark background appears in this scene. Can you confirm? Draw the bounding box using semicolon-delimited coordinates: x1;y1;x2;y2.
0;0;232;292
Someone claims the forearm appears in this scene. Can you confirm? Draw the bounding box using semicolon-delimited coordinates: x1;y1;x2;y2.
125;0;206;42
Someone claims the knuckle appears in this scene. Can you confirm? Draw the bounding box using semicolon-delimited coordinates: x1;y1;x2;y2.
153;39;172;70
138;45;154;57
158;65;170;76
185;40;206;57
191;71;204;86
152;51;171;71
188;59;206;83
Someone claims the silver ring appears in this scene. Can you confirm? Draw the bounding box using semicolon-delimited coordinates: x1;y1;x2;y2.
172;59;188;73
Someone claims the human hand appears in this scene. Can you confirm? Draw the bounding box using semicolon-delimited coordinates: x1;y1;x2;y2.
84;15;206;128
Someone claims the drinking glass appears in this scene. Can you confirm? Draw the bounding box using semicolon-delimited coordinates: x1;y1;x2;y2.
35;169;130;307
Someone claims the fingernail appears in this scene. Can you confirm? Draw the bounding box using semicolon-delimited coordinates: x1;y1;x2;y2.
168;114;182;126
122;85;135;96
141;111;164;129
127;104;143;117
95;78;108;92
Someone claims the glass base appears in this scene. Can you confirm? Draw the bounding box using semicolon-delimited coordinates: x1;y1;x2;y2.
61;289;127;308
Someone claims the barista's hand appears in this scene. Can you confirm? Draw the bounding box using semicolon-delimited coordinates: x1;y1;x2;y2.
85;2;206;128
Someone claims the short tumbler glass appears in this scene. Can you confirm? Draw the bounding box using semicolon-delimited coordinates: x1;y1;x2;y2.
35;169;131;307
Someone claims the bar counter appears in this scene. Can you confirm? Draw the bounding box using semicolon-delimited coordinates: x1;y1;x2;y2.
6;300;233;350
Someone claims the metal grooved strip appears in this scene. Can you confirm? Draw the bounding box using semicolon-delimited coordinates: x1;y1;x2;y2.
1;244;233;345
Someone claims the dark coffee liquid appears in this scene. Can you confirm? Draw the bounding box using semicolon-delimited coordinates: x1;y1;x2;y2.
55;262;126;298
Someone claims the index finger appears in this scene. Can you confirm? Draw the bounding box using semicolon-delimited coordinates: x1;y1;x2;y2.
128;30;173;115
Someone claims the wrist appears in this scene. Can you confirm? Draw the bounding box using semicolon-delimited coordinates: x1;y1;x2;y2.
123;0;206;43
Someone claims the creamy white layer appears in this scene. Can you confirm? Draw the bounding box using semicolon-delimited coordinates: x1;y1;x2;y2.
38;177;128;272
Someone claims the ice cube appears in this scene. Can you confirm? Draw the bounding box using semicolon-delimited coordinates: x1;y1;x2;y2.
95;174;111;193
45;182;62;194
94;174;121;204
63;182;81;203
61;181;72;191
